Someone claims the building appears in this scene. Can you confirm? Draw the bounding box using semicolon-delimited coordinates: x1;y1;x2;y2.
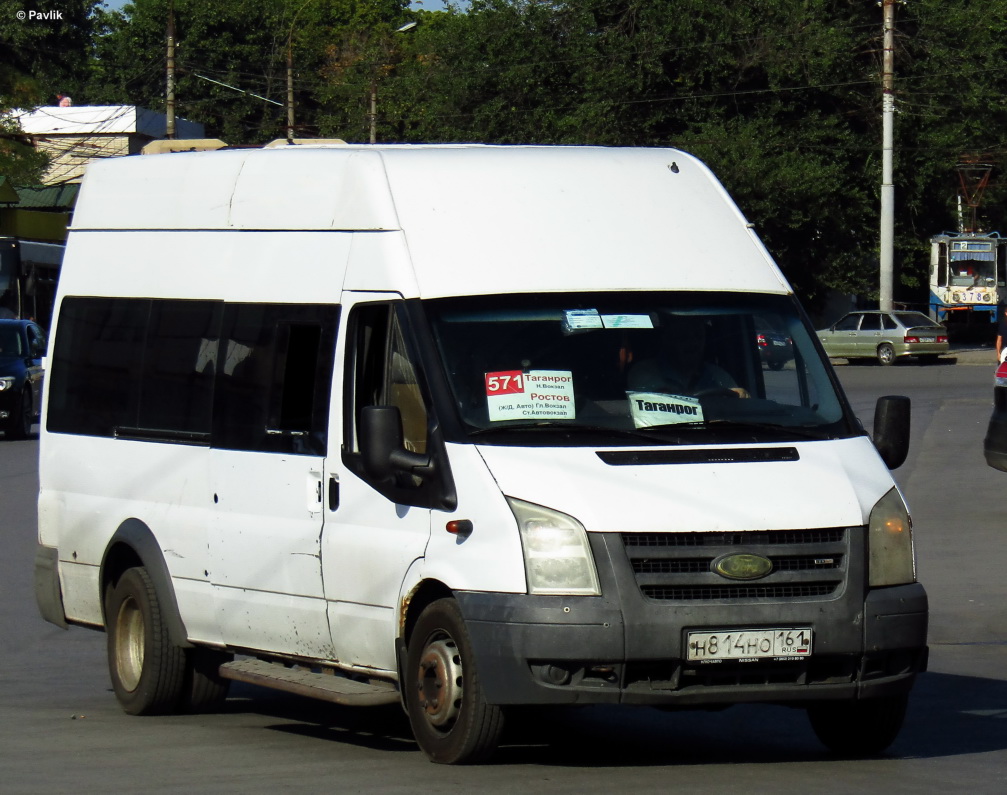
1;106;205;324
13;105;205;185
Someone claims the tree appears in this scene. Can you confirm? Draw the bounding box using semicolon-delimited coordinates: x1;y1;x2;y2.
0;0;101;184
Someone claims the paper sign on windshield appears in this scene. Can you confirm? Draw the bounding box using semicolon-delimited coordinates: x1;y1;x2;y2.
486;370;576;421
627;391;704;428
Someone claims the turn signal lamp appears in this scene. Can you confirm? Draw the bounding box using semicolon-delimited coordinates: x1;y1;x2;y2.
868;487;915;586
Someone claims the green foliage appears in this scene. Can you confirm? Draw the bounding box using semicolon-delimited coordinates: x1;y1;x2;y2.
27;0;1007;305
0;0;100;185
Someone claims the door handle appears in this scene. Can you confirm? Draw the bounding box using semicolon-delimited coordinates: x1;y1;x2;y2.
328;476;339;511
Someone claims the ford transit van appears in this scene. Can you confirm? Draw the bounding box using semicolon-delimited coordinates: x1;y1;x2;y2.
35;144;926;764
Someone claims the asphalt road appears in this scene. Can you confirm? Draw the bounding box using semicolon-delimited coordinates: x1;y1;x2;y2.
2;360;1005;793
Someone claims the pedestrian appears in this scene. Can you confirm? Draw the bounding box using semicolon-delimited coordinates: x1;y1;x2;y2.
997;307;1007;363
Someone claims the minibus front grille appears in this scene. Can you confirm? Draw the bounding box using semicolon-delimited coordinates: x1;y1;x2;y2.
622;528;851;602
640;583;839;600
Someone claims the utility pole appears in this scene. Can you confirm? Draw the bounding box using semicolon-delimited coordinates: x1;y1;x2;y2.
166;0;176;139
286;40;295;143
369;74;377;144
879;0;896;311
286;0;318;144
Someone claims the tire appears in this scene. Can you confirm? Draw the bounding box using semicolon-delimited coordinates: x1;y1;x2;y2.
184;647;233;712
105;567;187;715
404;598;505;764
768;360;785;371
807;694;908;756
7;389;32;440
876;343;896;366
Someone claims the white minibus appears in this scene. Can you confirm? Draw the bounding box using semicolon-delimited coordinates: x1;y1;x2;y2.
35;144;926;764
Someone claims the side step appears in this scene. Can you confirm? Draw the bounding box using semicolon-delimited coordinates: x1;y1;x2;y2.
219;659;400;707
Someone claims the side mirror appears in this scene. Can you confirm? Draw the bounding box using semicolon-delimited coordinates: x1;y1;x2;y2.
873;395;910;469
359;405;433;484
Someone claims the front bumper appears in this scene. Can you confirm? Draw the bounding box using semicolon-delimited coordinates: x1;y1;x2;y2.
456;531;927;707
897;342;949;358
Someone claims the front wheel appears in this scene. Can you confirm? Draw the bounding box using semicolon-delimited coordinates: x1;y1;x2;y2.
105;567;187;715
404;598;505;764
876;343;896;366
7;389;32;439
807;694;908;756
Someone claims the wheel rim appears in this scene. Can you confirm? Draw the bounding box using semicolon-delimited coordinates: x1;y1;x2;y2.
114;595;145;692
879;345;894;364
415;633;464;729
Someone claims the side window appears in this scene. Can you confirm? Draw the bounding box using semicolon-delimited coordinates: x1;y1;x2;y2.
138;301;221;437
47;297;147;436
347;303;428;455
27;324;46;357
834;314;859;331
882;314;898;330
48;297;336;452
343;300;457;509
213;303;337;455
860;314;881;332
389;320;429;454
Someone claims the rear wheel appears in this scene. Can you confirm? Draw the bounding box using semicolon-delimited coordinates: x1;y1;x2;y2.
404;598;505;764
105;567;187;715
876;343;896;366
807;694;908;756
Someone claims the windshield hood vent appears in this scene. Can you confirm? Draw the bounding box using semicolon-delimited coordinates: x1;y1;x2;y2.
596;447;800;466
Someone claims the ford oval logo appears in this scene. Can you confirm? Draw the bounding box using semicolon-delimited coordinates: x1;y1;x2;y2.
712;553;773;580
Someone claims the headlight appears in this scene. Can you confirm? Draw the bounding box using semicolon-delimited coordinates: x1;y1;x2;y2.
0;377;14;392
868;487;915;586
507;497;600;596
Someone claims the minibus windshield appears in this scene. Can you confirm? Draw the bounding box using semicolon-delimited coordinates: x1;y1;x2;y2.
425;292;854;446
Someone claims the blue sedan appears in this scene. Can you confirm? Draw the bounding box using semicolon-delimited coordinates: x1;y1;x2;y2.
0;319;46;439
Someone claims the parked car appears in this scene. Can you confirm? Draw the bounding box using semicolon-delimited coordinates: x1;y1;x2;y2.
0;318;47;439
755;316;794;370
817;310;949;365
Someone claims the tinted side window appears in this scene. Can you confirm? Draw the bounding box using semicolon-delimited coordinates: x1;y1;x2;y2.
834;314;860;331
47;297;147;436
213;303;337;455
27;324;46;357
137;301;221;436
48;297;335;453
860;314;882;331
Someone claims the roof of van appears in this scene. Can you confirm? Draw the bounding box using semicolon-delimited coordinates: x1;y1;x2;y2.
69;144;791;298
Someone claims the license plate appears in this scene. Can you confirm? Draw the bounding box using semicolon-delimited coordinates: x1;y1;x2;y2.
772;340;785;346
918;337;934;343
687;628;812;661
